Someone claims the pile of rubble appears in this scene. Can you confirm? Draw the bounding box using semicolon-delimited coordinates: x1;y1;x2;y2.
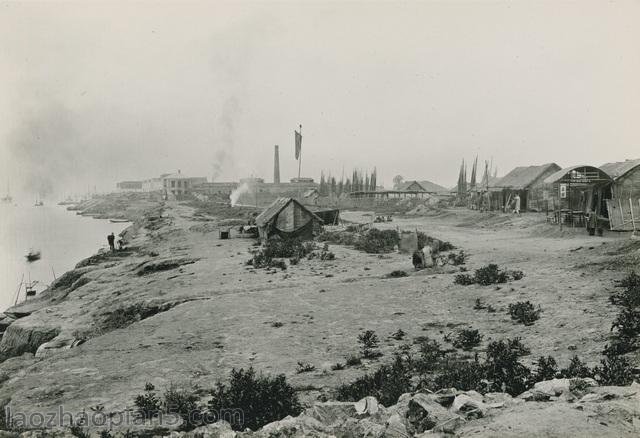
171;378;640;438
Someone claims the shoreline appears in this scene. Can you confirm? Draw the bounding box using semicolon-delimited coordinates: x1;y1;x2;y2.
0;193;637;436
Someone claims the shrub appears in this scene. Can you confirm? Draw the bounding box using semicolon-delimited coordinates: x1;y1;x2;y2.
317;230;358;246
296;361;316;373
354;229;400;253
594;355;634;386
611;305;640;338
331;363;345;371
345;355;362;366
569;378;590;393
447;251;466;266
414;337;446;376
473;298;486;310
534;356;558;382
387;270;408;278
560;356;593;378
417;232;455;252
391;329;406;340
249;238;314;269
134;383;161;419
433;358;486;393
208;367;302;431
484;339;532;395
163;384;201;430
611;271;640;307
452;329;483;351
454;273;475;285
475;264;508;285
335;354;413;406
508;301;541;326
509;270;525;281
358;330;381;359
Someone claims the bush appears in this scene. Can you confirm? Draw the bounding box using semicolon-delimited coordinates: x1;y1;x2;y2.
358;330;381;359
484;339;532;395
475;264;508;285
508;301;541;326
417;232;455;252
317;230;358;246
134;384;161;419
335;354;413;406
387;270;408;278
296;361;316;373
560;356;593;378
163;384;201;430
594;355;634;386
611;305;640;339
345;355;362;366
331;363;345;371
391;329;406;341
447;251;466;266
414;337;446;376
452;329;483;351
454;273;475;285
611;271;640;307
354;229;400;253
534;356;558;382
433;358;486;393
249;238;315;269
208;367;302;431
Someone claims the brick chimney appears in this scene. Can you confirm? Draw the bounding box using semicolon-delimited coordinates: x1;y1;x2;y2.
273;145;280;184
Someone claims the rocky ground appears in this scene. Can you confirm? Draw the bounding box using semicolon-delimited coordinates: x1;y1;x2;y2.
0;194;638;436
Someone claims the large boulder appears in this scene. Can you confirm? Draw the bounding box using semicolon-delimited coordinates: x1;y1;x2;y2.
254;415;333;438
451;393;487;419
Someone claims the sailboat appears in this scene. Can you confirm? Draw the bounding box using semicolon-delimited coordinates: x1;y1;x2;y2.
34;193;44;207
1;180;12;203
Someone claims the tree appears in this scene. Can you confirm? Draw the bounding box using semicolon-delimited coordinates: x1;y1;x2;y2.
393;175;404;189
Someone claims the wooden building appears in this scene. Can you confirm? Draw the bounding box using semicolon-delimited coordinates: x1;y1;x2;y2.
599;158;640;231
542;165;612;226
255;197;323;240
488;163;561;212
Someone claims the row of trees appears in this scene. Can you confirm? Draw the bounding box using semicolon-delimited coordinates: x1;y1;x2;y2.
318;168;378;197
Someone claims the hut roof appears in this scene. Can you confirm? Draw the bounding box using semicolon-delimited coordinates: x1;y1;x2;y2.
255;197;322;228
543;165;612;185
397;180;448;193
599;158;640;181
491;163;561;189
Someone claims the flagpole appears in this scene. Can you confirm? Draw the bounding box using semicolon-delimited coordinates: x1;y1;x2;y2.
297;124;302;180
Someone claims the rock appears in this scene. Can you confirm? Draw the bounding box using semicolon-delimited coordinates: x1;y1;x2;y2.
518;390;551;402
431;415;465;434
433;388;457;406
306;401;357;425
184;421;236;438
531;378;595;397
354;396;381;417
404;393;455;434
255;415;333;437
335;418;385;437
384;413;409;438
451;394;487;419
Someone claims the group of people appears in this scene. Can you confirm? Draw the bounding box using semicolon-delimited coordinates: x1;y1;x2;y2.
106;232;125;252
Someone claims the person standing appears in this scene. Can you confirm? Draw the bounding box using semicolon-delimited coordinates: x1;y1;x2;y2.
107;232;115;251
513;194;521;215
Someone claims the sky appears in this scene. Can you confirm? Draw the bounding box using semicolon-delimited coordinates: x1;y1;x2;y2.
0;0;639;198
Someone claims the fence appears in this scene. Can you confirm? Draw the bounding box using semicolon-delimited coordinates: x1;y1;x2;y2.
606;198;640;231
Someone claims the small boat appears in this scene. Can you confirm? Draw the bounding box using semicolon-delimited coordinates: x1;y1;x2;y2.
109;219;130;223
26;250;41;262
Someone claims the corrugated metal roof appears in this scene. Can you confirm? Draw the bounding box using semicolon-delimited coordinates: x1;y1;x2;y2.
490;163;561;189
599;158;640;180
255;197;323;228
543;165;612;184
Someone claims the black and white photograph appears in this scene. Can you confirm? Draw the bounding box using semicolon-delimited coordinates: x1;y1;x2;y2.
1;0;639;436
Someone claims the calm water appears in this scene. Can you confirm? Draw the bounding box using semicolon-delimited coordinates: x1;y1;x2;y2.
0;202;130;311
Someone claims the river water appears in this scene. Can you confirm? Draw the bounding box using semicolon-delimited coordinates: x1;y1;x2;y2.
0;202;130;311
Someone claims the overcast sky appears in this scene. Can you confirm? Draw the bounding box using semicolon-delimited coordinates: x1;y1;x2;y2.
1;0;638;197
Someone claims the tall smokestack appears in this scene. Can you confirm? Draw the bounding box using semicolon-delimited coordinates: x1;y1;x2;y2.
273;145;280;184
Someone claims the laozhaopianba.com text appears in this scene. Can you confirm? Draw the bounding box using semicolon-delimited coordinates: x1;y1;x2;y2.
5;406;244;429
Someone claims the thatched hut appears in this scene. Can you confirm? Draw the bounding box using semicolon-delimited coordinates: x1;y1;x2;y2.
255;197;323;240
488;163;561;212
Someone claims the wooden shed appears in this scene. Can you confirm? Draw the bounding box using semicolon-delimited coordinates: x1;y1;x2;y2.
599;158;640;231
488;163;561;212
543;165;612;226
255;197;323;240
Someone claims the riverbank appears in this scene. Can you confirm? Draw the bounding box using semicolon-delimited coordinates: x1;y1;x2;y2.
0;194;638;435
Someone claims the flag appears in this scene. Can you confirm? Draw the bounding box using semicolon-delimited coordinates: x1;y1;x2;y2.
295;130;302;159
